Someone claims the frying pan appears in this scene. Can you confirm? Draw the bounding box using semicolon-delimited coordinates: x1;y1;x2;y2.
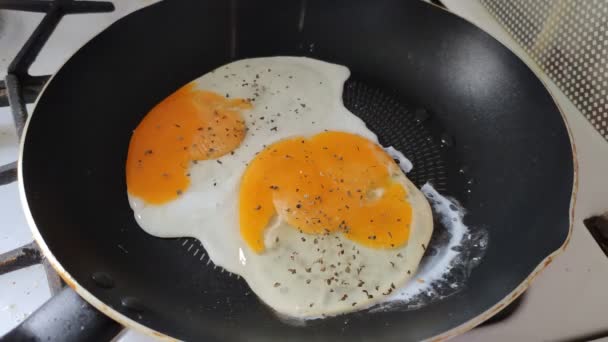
4;0;575;341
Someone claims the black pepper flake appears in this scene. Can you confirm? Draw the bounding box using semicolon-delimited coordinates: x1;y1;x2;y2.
309;302;314;307
340;294;348;301
213;182;217;186
305;267;311;273
274;282;281;288
382;288;393;296
296;204;302;209
269;185;279;190
216;160;223;165
288;269;296;274
389;261;395;268
254;205;262;210
176;190;183;195
301;237;306;242
300;103;306;108
357;280;365;287
390;283;396;289
275;237;279;243
421;244;426;250
375;286;380;291
345;266;351;273
225;93;230;98
306;279;312;284
352;302;357;307
144;149;153;155
407;270;411;274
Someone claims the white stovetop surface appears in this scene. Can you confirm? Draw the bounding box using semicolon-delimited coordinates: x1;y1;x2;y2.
1;1;607;341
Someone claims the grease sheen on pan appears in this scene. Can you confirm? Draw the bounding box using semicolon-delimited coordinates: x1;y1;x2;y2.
125;57;433;318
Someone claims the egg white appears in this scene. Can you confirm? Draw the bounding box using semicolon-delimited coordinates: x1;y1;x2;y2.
128;57;433;318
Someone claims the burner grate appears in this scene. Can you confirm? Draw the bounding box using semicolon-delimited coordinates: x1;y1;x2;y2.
0;0;115;290
0;0;115;184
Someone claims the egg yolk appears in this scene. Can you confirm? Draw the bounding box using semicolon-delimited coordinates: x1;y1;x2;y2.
239;132;412;253
126;83;251;204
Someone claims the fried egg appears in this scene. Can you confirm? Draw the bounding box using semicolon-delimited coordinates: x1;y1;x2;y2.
126;57;433;318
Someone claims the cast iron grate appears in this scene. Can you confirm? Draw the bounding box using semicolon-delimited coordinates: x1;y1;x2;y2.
0;0;115;292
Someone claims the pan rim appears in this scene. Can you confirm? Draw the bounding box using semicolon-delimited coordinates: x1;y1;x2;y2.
420;2;579;341
15;2;578;342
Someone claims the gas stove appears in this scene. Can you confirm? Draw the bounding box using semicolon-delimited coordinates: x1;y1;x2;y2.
1;1;607;341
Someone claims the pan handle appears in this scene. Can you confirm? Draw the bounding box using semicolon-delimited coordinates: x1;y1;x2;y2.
2;286;123;341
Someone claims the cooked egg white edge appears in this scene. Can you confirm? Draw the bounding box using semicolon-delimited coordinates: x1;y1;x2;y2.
380;183;470;307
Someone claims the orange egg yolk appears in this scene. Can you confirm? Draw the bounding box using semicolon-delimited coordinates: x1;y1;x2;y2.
126;83;251;204
239;131;412;253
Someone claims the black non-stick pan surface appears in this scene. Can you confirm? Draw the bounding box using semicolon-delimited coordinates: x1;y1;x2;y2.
16;0;574;341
